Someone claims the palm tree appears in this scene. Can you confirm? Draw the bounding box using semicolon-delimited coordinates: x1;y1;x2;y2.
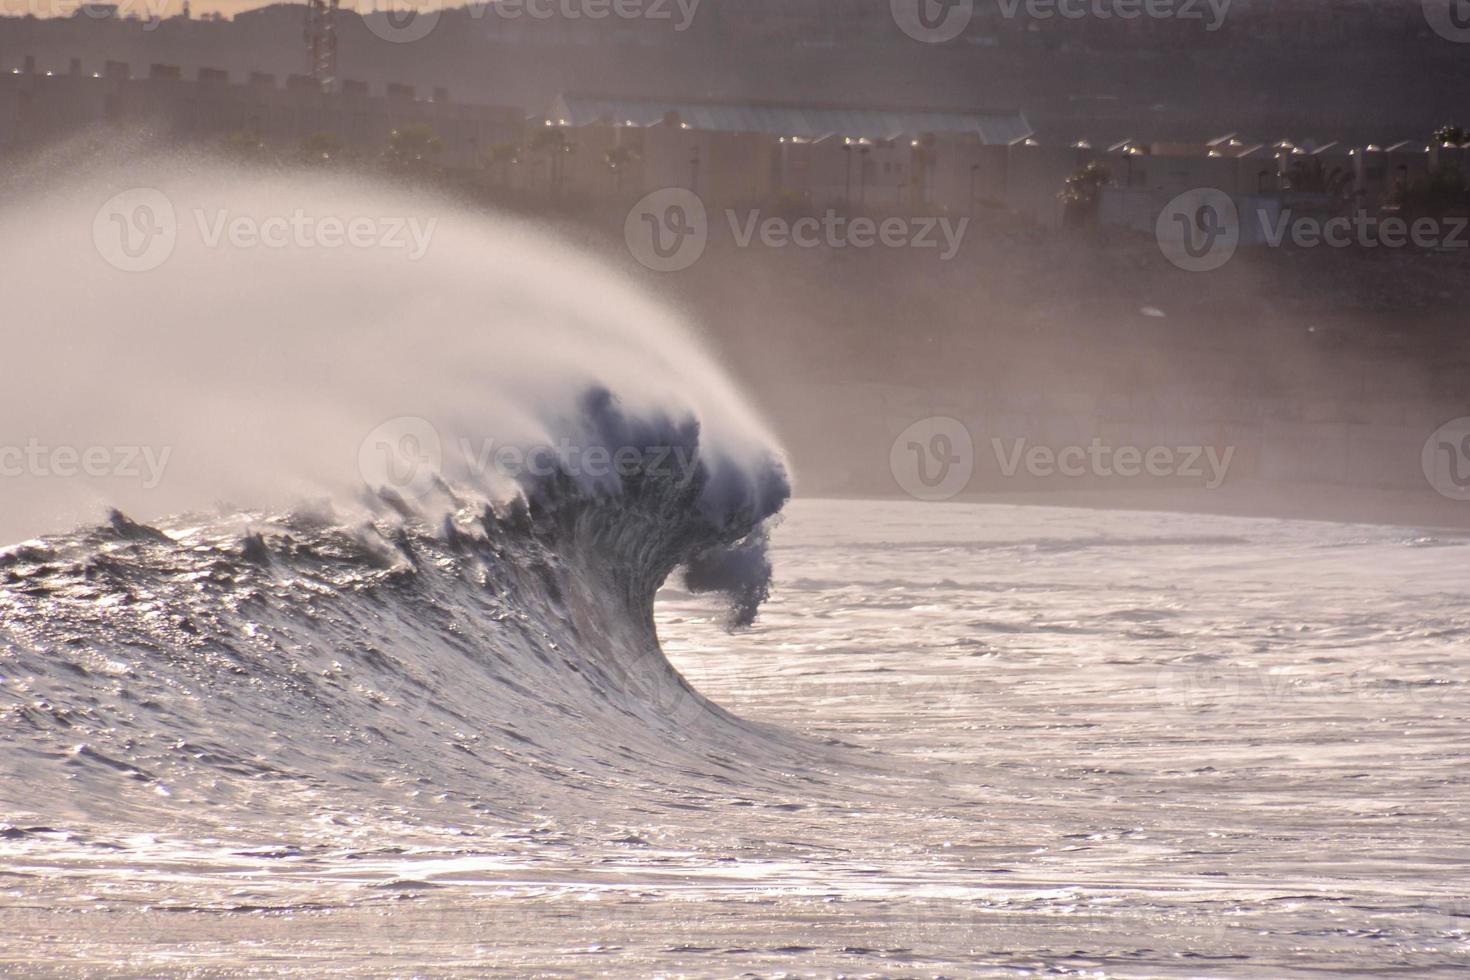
1391;166;1470;219
482;141;521;187
1432;123;1468;147
1058;162;1112;228
383;125;443;175
527;128;574;196
1283;157;1351;202
221;129;270;160
300;131;344;165
602;144;639;195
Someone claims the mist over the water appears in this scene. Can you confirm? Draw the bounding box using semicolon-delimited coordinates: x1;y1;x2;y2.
0;151;786;545
6;6;1470;974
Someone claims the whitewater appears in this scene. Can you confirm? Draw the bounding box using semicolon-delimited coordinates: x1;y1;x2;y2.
1;159;1467;976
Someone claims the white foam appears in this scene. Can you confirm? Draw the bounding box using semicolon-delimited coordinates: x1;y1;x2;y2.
0;153;786;543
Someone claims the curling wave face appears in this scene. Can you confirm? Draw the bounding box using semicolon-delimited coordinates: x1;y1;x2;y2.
0;155;799;836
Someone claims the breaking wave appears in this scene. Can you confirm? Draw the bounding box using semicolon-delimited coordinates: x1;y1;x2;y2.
0;154;804;835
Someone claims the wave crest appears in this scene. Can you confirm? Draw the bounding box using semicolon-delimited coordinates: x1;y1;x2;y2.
0;157;800;835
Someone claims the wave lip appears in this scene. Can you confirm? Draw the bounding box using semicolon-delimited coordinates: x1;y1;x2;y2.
480;386;791;624
0;157;802;834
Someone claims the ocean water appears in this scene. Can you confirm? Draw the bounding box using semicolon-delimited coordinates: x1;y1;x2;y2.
3;161;1466;975
3;497;1467;977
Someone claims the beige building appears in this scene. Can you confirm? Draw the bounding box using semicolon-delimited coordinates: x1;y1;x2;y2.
543;94;1032;211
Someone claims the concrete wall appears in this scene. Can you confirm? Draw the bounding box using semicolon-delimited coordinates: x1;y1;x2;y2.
635;126;777;205
1003;144;1094;227
1354;147;1433;206
926;139;1008;215
0;65;524;167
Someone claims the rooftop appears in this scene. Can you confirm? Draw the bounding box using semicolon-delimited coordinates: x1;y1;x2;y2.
549;94;1033;144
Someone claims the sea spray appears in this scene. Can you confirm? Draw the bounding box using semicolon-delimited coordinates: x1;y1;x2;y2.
0;150;804;837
